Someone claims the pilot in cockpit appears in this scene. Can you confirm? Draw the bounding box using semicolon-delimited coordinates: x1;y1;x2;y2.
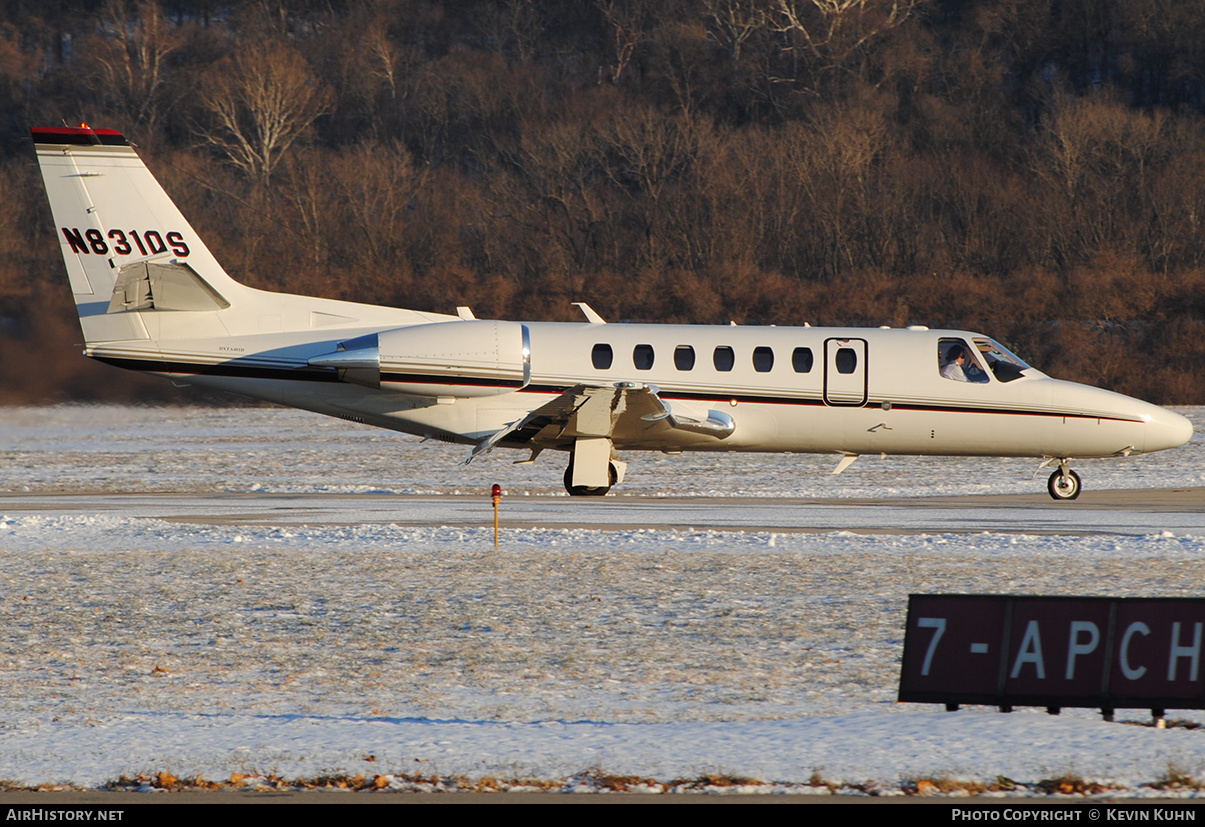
940;343;990;383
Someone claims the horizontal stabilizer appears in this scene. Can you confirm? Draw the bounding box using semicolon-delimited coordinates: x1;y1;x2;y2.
109;261;229;313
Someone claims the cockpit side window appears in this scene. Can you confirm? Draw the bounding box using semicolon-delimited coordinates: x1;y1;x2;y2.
938;338;989;383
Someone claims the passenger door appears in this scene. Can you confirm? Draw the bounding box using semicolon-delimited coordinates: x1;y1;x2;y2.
823;338;868;406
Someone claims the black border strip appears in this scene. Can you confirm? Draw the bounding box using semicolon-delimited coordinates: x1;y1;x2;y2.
381;371;524;389
94;357;339;383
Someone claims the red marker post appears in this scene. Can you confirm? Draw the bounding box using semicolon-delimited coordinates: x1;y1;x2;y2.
491;483;502;549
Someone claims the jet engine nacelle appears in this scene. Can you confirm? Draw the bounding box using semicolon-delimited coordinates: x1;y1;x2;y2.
309;320;530;399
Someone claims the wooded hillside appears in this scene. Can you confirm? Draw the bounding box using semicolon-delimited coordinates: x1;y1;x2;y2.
3;0;1204;403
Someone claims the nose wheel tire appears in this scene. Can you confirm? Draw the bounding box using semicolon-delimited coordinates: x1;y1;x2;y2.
1047;469;1082;500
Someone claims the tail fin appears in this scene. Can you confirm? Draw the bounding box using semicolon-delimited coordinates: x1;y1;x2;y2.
32;125;240;345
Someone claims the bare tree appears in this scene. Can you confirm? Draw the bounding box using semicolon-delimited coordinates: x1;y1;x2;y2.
1040;94;1165;201
597;105;703;267
83;0;183;136
794;101;891;277
770;0;923;75
596;0;652;84
647;20;714;118
333;142;423;271
197;40;333;184
367;20;401;102
476;0;544;65
491;115;613;285
1034;94;1167;267
702;0;768;64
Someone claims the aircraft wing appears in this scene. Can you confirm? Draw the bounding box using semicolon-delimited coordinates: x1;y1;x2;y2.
468;382;735;462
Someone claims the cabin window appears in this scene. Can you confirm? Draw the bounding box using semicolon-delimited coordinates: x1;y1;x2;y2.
633;344;655;370
792;347;814;373
753;346;774;373
674;345;695;371
938;338;989;383
592;343;613;370
835;348;857;375
713;346;735;372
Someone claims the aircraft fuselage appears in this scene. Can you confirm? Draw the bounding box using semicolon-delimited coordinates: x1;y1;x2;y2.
86;317;1190;463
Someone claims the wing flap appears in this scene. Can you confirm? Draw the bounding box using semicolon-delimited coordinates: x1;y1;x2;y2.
467;382;735;462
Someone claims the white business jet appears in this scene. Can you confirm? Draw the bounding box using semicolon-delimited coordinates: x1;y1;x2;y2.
33;125;1193;499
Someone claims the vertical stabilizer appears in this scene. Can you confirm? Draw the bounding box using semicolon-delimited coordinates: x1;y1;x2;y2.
32;125;239;344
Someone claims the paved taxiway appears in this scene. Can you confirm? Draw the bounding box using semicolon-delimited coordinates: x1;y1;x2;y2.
3;487;1202;536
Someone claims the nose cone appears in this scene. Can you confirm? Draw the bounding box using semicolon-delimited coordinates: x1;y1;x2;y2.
1145;407;1194;453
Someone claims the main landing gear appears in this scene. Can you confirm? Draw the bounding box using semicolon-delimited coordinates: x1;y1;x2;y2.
1047;462;1082;501
563;440;626;496
563;461;618;496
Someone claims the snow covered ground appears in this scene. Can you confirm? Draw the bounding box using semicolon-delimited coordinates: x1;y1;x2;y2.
0;405;1203;794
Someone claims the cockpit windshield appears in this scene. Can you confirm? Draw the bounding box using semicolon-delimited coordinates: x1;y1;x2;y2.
972;337;1033;383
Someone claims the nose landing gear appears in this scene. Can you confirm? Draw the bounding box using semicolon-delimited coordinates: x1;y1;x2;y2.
1047;463;1082;501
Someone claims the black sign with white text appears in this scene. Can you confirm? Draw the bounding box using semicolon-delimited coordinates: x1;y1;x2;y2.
899;595;1205;712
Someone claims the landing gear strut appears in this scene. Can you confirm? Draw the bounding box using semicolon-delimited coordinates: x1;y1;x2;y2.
1047;465;1082;500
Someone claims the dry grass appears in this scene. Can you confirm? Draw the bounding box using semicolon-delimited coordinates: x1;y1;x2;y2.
1147;766;1205;792
0;769;1142;795
899;773;1123;797
1034;774;1110;796
907;777;990;796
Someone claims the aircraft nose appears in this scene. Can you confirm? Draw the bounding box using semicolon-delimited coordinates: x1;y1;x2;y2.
1145;408;1194;453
